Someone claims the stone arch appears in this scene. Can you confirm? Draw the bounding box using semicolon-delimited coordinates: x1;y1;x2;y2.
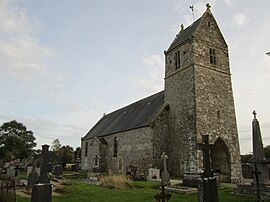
211;137;231;182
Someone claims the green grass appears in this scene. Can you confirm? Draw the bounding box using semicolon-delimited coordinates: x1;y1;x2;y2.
17;181;257;202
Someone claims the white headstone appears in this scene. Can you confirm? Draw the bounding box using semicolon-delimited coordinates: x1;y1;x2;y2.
148;168;160;180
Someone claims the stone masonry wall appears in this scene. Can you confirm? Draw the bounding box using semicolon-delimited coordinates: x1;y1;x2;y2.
165;40;197;176
101;127;154;174
152;107;170;170
193;10;242;183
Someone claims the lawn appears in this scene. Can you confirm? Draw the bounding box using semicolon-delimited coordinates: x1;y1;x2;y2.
17;180;256;202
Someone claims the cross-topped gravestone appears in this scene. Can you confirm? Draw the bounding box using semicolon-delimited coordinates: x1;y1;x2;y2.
31;144;52;202
197;134;219;202
161;152;170;186
198;135;213;178
37;144;50;183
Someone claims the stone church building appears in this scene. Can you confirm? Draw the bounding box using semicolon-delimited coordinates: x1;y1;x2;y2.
81;5;242;183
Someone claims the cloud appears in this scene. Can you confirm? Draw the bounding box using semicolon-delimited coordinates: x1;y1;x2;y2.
224;0;233;6
232;12;249;27
0;0;69;102
136;55;164;92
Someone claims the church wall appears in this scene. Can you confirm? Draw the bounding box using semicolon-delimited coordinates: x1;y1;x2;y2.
99;127;154;174
81;139;100;171
151;107;170;169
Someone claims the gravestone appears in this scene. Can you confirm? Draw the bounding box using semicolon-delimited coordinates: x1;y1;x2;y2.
27;167;40;177
7;168;16;177
31;144;52;202
148;168;160;180
236;111;270;200
27;161;39;190
154;152;171;202
197;135;219;202
52;165;63;178
161;152;170;186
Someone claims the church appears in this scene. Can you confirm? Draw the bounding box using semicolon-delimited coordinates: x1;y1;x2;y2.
81;4;242;183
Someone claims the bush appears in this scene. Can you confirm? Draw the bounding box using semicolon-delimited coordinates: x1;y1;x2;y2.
99;175;133;190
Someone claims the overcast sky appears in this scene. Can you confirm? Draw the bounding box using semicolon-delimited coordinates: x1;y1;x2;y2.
0;0;269;154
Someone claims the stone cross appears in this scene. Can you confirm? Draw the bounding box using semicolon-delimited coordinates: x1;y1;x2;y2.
37;144;50;184
198;135;213;178
197;134;219;202
161;152;170;186
32;145;52;202
206;3;211;9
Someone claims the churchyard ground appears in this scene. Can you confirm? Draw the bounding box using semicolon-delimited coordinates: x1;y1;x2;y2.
16;171;256;202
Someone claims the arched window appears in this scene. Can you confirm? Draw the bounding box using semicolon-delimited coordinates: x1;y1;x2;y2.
85;142;88;157
113;137;118;157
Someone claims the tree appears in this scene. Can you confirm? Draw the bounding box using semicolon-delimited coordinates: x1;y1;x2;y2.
58;145;74;167
264;145;270;158
0;120;36;161
51;138;61;152
74;147;81;161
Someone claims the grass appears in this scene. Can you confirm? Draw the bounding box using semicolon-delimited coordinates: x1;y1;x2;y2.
99;175;133;190
16;180;257;202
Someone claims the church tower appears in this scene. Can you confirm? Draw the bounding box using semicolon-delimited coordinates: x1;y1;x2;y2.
164;4;242;183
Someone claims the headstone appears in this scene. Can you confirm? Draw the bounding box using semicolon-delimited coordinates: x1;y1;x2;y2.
52;165;63;178
31;144;52;202
27;167;40;177
197;135;219;202
7;168;16;177
36;144;50;184
236;111;270;199
161;152;170;186
252;110;269;184
27;162;39;190
148;168;160;180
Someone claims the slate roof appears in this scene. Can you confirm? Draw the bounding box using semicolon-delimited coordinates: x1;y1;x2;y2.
82;91;165;140
167;17;202;53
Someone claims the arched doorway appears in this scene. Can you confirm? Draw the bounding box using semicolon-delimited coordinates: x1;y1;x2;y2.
211;138;231;182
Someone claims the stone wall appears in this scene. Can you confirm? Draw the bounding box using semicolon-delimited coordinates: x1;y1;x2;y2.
193;10;242;183
152;107;170;169
165;40;197;176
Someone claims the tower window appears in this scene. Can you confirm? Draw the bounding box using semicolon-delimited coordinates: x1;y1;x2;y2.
113;137;118;157
85;142;88;157
175;50;181;69
209;48;216;64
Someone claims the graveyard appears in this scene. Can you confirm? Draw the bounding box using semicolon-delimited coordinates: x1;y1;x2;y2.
1;1;270;202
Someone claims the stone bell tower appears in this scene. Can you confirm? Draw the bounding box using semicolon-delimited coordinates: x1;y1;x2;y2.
164;4;242;183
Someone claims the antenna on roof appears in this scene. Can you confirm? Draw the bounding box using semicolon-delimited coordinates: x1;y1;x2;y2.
190;5;195;22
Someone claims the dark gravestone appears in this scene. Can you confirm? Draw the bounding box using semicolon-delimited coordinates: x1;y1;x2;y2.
198;135;219;202
31;145;52;202
37;145;50;184
52;165;63;178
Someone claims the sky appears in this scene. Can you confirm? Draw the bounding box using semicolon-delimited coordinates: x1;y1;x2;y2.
0;0;269;154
